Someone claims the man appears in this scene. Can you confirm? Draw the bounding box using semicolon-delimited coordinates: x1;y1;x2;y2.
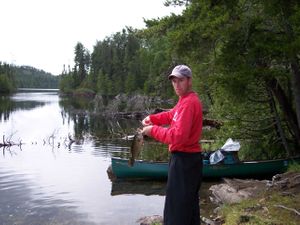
141;65;203;225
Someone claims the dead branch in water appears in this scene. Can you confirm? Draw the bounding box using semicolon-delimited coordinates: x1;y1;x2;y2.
0;135;23;148
1;131;76;151
67;133;75;149
43;131;75;150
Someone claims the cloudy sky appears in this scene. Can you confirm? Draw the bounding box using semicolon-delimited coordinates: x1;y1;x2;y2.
0;0;183;75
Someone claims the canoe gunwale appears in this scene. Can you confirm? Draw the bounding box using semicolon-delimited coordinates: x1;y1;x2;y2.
111;156;300;180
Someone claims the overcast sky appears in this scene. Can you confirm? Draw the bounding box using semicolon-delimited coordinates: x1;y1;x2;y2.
0;0;183;75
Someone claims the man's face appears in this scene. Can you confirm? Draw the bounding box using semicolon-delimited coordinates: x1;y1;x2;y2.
171;77;192;96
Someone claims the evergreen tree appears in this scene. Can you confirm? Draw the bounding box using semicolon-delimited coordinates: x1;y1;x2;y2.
74;42;90;87
59;0;300;156
161;0;300;155
0;62;16;93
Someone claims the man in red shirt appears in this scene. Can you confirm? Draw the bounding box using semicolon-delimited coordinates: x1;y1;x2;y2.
142;65;203;225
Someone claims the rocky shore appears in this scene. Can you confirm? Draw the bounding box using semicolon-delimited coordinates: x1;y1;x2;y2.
138;171;300;225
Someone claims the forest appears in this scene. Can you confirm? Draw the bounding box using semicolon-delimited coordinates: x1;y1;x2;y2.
59;0;300;159
14;65;59;89
2;0;300;159
0;62;59;91
0;62;15;93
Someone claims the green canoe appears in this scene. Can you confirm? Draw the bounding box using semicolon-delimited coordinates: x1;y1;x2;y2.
111;156;300;180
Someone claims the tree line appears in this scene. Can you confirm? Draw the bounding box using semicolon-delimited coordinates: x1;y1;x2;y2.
59;27;175;98
15;65;59;89
0;62;15;93
60;0;300;158
0;62;59;92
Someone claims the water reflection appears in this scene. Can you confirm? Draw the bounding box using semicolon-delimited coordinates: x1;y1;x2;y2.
0;90;166;225
0;167;96;225
111;180;166;196
0;96;45;122
0;90;59;122
59;95;141;140
0;90;217;225
58;95;170;161
110;179;218;218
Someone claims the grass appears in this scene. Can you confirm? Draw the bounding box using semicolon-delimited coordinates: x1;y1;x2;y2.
288;162;300;172
218;162;300;225
148;189;300;225
219;191;300;225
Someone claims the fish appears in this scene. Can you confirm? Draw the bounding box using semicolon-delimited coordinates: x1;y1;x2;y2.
128;129;144;167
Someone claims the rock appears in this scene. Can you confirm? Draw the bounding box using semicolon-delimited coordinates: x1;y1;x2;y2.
209;178;268;204
137;215;163;225
200;215;220;225
267;171;300;195
209;172;300;205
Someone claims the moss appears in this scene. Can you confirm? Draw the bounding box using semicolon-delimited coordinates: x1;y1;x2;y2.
219;192;300;225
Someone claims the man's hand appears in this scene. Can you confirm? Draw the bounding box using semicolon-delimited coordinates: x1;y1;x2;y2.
142;116;152;126
141;125;153;137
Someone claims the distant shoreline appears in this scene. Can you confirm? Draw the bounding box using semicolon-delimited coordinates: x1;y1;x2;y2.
17;88;59;92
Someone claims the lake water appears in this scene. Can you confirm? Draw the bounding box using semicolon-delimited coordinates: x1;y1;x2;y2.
0;90;216;225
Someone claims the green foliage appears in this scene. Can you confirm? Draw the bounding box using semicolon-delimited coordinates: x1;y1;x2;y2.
73;42;90;87
125;72;135;93
59;74;74;94
288;162;300;172
96;70;112;95
14;66;58;89
0;74;14;93
0;62;58;90
165;0;300;156
0;62;16;93
59;42;90;93
59;0;300;157
61;27;175;98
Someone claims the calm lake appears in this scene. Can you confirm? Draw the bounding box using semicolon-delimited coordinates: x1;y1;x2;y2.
0;89;216;225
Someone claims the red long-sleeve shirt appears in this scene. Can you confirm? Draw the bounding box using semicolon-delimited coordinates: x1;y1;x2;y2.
149;91;203;153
